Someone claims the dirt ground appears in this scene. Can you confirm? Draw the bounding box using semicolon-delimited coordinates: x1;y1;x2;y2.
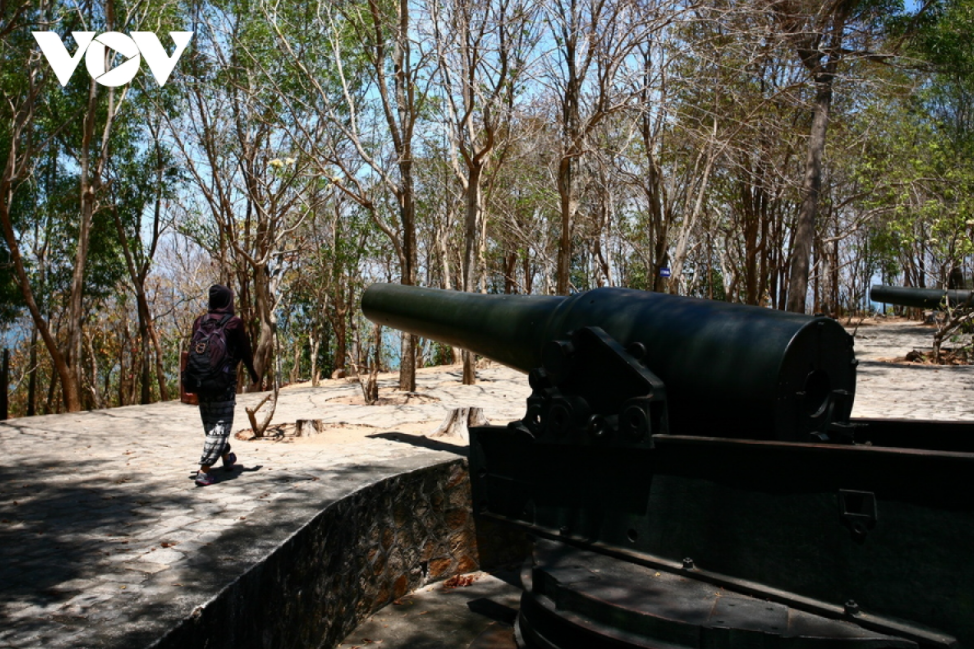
234;362;527;447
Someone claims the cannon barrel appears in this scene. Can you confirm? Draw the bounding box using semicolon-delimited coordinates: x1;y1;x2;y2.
870;284;974;310
362;284;856;441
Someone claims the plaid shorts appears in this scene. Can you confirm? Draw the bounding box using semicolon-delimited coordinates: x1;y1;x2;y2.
198;394;236;466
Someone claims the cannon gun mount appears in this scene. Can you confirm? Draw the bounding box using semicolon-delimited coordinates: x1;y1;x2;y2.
362;284;974;649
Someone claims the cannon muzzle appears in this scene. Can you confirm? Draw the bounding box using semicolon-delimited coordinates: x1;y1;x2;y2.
362;284;856;442
870;285;974;310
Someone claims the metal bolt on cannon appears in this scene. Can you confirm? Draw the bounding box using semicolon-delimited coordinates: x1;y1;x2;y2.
362;284;974;649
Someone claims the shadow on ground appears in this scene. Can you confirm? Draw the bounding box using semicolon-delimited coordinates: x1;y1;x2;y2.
368;432;468;456
0;459;198;608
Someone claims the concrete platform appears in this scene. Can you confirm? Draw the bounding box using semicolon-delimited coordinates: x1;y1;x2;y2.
2;319;972;649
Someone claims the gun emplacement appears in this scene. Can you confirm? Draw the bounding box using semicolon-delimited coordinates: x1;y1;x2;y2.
361;283;974;649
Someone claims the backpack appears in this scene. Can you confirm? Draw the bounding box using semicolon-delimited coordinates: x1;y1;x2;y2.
183;314;235;394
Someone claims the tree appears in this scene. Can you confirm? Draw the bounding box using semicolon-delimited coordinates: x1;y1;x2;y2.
778;0;900;313
429;0;540;382
171;0;323;392
542;0;662;294
264;0;434;390
109;118;177;403
2;0;187;411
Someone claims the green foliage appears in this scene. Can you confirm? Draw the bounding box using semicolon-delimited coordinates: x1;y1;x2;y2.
848;0;974;288
902;0;974;74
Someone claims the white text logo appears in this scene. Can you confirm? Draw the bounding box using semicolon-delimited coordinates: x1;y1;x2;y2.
33;31;194;88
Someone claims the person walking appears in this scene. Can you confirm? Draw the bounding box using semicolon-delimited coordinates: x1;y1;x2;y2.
185;284;260;486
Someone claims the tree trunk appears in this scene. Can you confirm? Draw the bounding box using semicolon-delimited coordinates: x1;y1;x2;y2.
556;157;575;295
395;0;418;393
291;337;301;384
759;195;772;307
641;67;670;295
1;349;8;420
670;146;717;294
396;173;417;389
436;220;455;292
785;79;832;313
147;308;169;402
742;181;760;305
139;329;151;404
334;309;347;375
310;333;320;387
504;251;517;294
66;67;120;411
26;324;38;416
84;329;102;410
45;362;59;414
251;265;277;388
295;419;324;437
135;296;152;405
461;163;484;385
119;138;170;404
327;274;348;375
246;391;278;438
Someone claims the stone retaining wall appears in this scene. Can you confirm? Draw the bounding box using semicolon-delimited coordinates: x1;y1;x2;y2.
149;458;528;649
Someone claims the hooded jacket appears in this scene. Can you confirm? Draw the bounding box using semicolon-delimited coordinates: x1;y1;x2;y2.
191;285;259;387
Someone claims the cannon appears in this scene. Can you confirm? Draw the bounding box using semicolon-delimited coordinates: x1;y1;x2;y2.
871;285;974;310
362;285;857;443
362;284;974;649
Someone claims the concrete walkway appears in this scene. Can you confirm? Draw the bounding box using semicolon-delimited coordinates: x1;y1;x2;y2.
2;319;972;649
849;319;974;420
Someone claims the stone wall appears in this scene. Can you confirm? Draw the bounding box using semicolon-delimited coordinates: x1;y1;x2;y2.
150;458;528;649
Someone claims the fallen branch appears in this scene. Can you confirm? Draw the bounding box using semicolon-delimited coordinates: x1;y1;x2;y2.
347;322;382;404
246;390;278;438
933;303;974;365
